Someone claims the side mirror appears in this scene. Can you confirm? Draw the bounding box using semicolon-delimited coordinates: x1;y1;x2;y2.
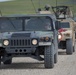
55;21;61;30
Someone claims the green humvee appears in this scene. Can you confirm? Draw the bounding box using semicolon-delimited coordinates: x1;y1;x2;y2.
0;14;60;68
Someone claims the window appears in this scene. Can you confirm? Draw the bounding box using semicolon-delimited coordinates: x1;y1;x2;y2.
0;18;22;32
60;22;70;28
25;17;52;31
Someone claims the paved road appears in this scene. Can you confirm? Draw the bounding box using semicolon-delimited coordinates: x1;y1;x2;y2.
0;49;76;75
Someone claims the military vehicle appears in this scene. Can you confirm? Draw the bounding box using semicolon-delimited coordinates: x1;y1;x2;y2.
0;14;60;68
58;18;75;54
51;6;75;54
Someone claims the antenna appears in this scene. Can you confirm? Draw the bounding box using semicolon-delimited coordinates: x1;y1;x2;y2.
73;0;75;18
39;0;41;8
37;0;42;12
31;0;37;13
0;10;2;16
56;0;57;6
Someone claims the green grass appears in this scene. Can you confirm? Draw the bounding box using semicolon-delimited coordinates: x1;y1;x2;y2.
0;0;76;16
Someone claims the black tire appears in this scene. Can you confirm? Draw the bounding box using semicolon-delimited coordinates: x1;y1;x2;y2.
66;39;73;55
44;44;54;68
54;38;58;63
4;59;12;65
73;46;75;52
73;42;75;52
54;52;58;63
0;56;1;65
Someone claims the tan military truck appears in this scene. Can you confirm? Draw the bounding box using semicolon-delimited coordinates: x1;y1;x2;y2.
58;18;75;54
51;6;75;54
38;5;76;54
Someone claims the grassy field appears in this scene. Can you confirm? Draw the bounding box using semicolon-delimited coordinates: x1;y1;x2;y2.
0;0;76;16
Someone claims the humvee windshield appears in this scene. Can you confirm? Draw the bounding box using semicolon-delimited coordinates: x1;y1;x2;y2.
60;22;70;28
25;17;52;31
0;17;52;32
0;18;22;32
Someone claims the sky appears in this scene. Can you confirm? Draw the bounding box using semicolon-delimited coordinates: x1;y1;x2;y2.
0;0;13;2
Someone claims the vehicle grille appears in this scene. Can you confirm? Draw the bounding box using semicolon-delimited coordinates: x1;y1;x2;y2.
9;38;31;47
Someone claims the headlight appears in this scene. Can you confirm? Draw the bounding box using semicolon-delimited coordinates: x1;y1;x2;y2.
58;34;62;40
65;33;70;37
3;40;9;46
32;39;38;45
40;37;50;41
45;37;50;41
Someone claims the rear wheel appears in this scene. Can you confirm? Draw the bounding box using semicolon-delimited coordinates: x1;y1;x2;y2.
0;56;1;65
66;39;73;55
44;44;54;68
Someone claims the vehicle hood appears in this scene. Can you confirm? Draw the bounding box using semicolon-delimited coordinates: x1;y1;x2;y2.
0;31;53;39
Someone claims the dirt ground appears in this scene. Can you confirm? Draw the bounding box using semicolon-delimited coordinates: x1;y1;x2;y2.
0;49;76;75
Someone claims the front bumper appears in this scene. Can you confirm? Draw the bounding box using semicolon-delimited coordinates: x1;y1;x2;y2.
5;47;36;54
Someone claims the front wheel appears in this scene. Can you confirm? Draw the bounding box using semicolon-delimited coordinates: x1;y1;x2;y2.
54;52;58;63
44;44;54;68
73;46;75;52
66;39;73;55
73;42;75;52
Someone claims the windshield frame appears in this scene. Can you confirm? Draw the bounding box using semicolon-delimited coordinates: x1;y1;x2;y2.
0;16;54;32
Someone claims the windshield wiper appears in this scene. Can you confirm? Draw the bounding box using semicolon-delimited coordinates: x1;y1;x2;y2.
7;18;17;30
